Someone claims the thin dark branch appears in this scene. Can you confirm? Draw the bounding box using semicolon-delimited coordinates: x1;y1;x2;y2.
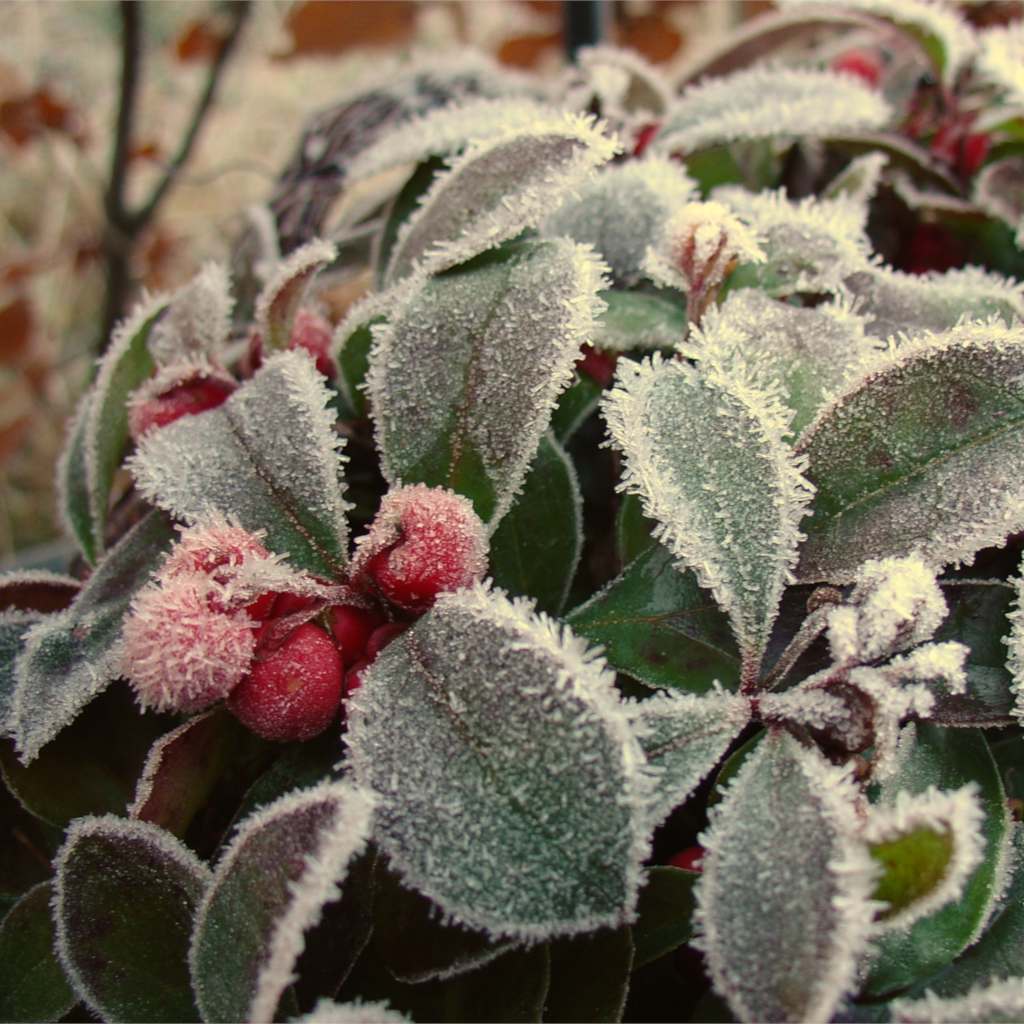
105;0;142;230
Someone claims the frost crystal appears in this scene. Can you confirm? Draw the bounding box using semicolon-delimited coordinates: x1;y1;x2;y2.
561;45;671;122
295;998;411;1024
542;158;696;286
1005;568;1024;724
713;186;872;295
147;263;234;366
892;977;1024;1023
864;783;986;930
884;641;969;693
978;23;1024;112
384;112;620;281
633;689;751;828
694;731;881;1023
346;583;654;940
642;201;764;297
653;66;891;154
603;354;814;683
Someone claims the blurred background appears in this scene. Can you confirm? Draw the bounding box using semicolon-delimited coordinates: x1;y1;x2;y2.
0;0;759;566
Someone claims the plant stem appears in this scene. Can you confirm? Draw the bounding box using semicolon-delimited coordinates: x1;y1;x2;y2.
761;606;831;692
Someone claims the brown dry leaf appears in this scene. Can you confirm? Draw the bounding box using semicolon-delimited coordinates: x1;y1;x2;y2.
498;32;562;68
281;1;418;57
615;12;683;64
174;18;228;63
0;296;33;365
0;87;87;148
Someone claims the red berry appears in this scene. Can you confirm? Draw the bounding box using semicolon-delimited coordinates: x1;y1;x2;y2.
128;370;235;441
245;591;278;621
831;49;882;88
227;623;342;742
959;132;991;178
343;657;371;698
904;223;966;275
354;484;488;613
270;591;319;618
633;121;660;157
329;603;385;663
288;309;336;379
668;846;704;873
365;622;408;661
576;344;618;388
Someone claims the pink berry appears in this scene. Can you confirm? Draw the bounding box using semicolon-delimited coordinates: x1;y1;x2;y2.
227;623;342;742
128;367;235;442
121;574;257;714
353;484;488;613
329;603;385;664
831;49;881;88
668;846;704;873
161;518;270;583
288;309;336;379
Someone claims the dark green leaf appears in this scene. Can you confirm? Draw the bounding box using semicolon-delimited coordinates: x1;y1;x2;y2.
567;544;740;693
865;726;1012;998
375;157;445;286
56;392;96;563
0;881;76;1023
632;867;697;970
544;927;633;1023
489;434;581;615
0;612;40;735
336;317;381;420
615;492;657;565
0;780;55;913
551;373;602;445
9;511;177;763
54;815;210;1022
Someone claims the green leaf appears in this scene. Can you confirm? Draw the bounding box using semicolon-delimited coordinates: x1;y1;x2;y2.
0;611;40;734
189;781;374;1024
551;373;602;444
9;510;177;763
346;584;652;940
0;782;57;913
864;725;1013;997
55;391;96;563
372;861;514;984
544;927;633;1023
604;355;813;685
615;492;657;565
369;239;606;527
796;321;1024;584
54;815;211;1023
130;351;350;577
1;683;173;827
567;543;740;693
695;730;878;1023
873;828;955;920
256;239;337;351
594;290;686;352
384;113;617;282
489;434;581;615
632;867;697;970
0;882;76;1024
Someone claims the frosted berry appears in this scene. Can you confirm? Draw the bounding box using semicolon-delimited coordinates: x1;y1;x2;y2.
228;623;342;741
288;309;336;379
161;517;270;583
329;603;385;664
353;484;488;613
121;574;257;713
831;49;881;88
668;846;704;873
128;364;235;442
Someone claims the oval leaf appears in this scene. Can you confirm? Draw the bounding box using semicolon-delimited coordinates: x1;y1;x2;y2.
346;583;653;940
130;351;350;577
54;815;211;1023
593;289;686;353
369;239;606;527
632;866;698;970
189;780;374;1024
604;354;814;686
797;320;1024;584
56;390;95;563
545;927;633;1024
256;239;337;351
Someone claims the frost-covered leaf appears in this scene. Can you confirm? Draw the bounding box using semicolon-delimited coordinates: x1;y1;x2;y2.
130;351;349;577
489;434;581;615
715;186;872;295
1;684;172;827
296;998;411;1023
634;689;750;828
83;292;167;560
562;44;671;121
974;157;1024;250
541;158;696;286
255;239;337;351
190;780;374;1024
148;263;233;366
691;290;878;435
632;866;698;969
369;239;605;527
346;583;653;939
653;66;891;155
779;0;976;81
545;927;633;1024
865;725;1013;998
372;862;514;984
604;354;814;686
0;881;76;1024
383;113;618;282
893;976;1024;1022
866;785;985;931
825;152;889;203
374;157;444;287
843;264;1024;342
9;510;176;763
56;389;95;562
0;611;40;734
796;320;1024;583
331;289;398;420
978;23;1024;112
593;289;686;353
55;815;211;1023
566;542;739;693
694;730;879;1023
